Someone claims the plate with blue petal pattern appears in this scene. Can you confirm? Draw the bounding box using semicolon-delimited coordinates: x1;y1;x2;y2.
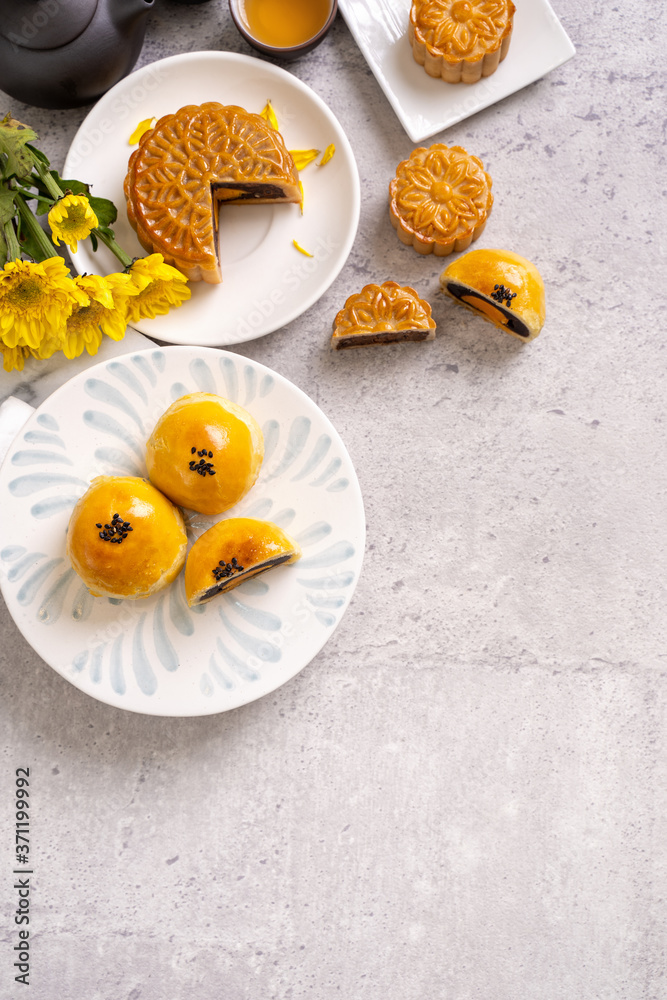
0;347;365;716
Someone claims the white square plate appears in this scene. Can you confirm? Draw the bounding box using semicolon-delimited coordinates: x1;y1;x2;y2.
338;0;575;142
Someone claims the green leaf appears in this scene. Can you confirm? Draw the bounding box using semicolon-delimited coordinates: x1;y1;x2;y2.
16;212;52;262
0;114;39;181
25;142;50;168
17;223;44;261
88;195;117;228
86;223;118;255
0;185;16;228
96;224;116;242
8;174;52;217
34;196;54;216
0;226;7;269
56;176;89;196
58;177;117;228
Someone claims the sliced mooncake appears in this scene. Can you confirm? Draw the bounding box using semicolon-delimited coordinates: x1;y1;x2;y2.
332;281;436;348
124;102;301;283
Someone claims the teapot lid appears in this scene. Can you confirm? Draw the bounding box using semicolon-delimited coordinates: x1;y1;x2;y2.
0;0;98;51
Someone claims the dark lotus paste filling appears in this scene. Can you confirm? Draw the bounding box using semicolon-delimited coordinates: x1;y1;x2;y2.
334;328;433;349
196;553;293;603
445;281;530;339
213;182;289;201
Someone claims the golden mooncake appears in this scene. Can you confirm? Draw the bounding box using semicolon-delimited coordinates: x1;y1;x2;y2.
145;393;264;516
331;281;436;348
440;248;546;341
184;518;302;606
66;476;187;600
124;102;301;283
409;0;515;84
390;143;493;256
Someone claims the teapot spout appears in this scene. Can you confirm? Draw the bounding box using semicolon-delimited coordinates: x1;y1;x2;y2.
110;0;155;32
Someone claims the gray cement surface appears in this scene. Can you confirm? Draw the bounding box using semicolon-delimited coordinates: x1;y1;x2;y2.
1;1;665;997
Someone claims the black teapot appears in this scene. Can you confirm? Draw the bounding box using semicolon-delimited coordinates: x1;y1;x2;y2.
0;0;154;109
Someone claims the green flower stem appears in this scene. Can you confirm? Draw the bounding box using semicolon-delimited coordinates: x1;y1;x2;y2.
31;153;134;269
93;227;133;269
13;190;58;261
31;158;65;201
3;217;22;262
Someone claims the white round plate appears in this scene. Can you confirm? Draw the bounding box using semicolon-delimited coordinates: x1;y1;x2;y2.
0;348;365;716
64;51;360;346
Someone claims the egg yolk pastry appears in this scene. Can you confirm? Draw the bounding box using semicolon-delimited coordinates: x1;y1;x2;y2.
66;476;187;600
440;248;546;341
145;393;264;516
185;518;302;606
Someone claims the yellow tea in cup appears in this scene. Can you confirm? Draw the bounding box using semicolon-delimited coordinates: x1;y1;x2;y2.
239;0;332;48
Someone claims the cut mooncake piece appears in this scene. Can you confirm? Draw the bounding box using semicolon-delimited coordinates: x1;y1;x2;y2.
124;102;301;283
390;144;493;256
409;0;515;84
66;476;188;600
331;281;436;348
184;517;302;606
145;393;264;516
440;248;546;341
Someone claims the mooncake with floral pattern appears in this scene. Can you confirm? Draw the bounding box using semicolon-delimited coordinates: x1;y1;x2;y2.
125;102;300;284
409;0;515;83
389;143;493;256
331;281;436;348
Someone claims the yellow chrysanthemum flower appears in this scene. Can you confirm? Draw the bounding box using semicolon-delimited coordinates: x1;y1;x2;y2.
48;194;99;254
29;331;65;361
124;254;191;323
0;257;88;351
61;273;137;359
1;344;31;373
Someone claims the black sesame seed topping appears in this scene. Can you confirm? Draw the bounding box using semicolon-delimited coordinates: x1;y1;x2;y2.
490;283;517;307
97;511;132;543
188;444;216;477
212;556;244;581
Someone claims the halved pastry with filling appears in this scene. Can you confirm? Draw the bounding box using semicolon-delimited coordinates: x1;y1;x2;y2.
184;517;302;606
332;281;436;348
440;248;545;341
124;102;301;283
